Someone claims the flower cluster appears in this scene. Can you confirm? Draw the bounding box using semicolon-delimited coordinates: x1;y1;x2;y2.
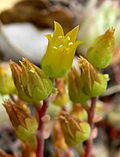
0;21;115;157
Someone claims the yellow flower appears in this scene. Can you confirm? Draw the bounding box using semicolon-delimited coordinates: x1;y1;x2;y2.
41;21;82;78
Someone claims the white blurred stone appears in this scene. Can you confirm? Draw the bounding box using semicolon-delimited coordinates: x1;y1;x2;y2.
0;22;53;64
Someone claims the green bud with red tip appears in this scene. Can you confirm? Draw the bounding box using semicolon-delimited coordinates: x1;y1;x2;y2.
3;100;38;148
86;28;115;69
10;58;52;102
58;111;90;146
79;56;108;97
68;56;108;104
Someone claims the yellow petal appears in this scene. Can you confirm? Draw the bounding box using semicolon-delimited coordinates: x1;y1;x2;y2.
65;25;79;43
45;34;52;41
53;21;64;40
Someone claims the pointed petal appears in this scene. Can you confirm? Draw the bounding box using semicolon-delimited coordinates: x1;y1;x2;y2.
65;25;79;43
53;21;64;40
45;34;52;41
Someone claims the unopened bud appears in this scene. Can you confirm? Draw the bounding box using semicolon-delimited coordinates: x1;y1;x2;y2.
68;67;90;104
3;100;38;148
86;28;115;69
0;64;16;95
10;58;52;102
79;56;108;97
58;111;90;146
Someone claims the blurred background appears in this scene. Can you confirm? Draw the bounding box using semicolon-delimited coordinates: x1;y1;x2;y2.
0;0;120;157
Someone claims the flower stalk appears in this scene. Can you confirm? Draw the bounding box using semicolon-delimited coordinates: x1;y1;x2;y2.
35;99;49;157
84;97;98;157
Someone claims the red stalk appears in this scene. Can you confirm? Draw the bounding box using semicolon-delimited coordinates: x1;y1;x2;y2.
36;99;49;157
65;147;73;157
84;97;98;157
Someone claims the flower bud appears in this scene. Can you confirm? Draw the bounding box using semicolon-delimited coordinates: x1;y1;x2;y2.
10;58;52;102
79;56;101;96
41;21;82;78
3;100;38;148
0;64;16;95
52;78;69;107
79;56;108;97
68;67;90;104
58;111;90;146
86;28;115;69
68;57;108;102
70;103;87;121
3;100;30;129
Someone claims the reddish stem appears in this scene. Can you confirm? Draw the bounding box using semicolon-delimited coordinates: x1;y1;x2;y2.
84;97;98;157
65;147;72;157
36;99;49;157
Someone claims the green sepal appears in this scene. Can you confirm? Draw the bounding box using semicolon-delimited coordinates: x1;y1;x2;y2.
92;73;108;97
77;122;90;142
65;122;90;146
69;89;90;104
68;67;90;104
16;117;38;149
